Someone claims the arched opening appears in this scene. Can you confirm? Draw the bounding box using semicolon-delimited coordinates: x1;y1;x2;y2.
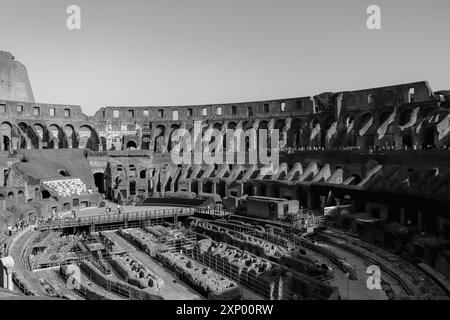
33;124;47;146
94;172;105;193
41;190;51;199
0;122;12;151
274;119;285;147
224;122;237;151
79;125;99;150
203;180;213;194
399;109;413;149
140;170;146;179
209;123;222;152
18;122;39;149
2;136;10;152
48;124;63;149
310;119;321;148
289;118;302;148
64;125;77;148
378;111;394;145
167;124;180;152
379;111;391;125
129;180;136;196
321;116;334;149
191;180;198;194
423;125;436;149
126;140;137;150
217;181;226;198
59;170;71;177
110;136;122;150
344;114;356;147
154;125;166;153
358;113;374;150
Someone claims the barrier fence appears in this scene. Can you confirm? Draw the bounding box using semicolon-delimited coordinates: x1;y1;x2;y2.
36;207;197;231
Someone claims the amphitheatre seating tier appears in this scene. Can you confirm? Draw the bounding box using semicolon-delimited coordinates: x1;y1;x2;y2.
42;178;88;197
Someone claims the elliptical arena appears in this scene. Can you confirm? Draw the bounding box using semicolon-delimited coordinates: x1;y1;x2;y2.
1;51;450;300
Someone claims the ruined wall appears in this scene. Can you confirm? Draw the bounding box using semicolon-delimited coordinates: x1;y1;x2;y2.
0;51;34;103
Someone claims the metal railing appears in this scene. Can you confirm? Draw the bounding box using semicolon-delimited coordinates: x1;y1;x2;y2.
36;207;197;231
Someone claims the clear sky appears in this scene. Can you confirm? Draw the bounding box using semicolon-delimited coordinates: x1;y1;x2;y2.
1;0;449;115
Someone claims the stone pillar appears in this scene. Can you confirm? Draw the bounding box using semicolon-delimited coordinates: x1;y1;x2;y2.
212;182;217;195
0;257;14;291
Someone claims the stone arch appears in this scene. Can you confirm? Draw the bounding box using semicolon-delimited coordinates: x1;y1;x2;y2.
154;125;166;153
419;107;438;149
378;110;395;146
208;122;223;151
78;125;99;150
32;123;47;145
342;113;357;147
398;108;413;127
321;116;335;148
126;140;137;150
288;118;303;148
110;136;122;150
64;124;78;148
0;121;13;151
167;124;180;152
223;121;237;151
398;109;414;149
309;118;321;148
47;124;61;148
378;111;392;126
18;122;39;149
257;120;269;149
357;112;375;149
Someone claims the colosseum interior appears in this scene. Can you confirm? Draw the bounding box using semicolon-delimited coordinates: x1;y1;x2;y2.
1;50;450;301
